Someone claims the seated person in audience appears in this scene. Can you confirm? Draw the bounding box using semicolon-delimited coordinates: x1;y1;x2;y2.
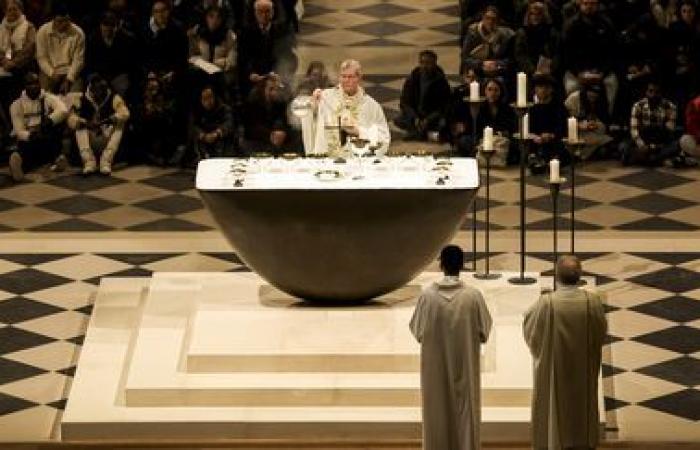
67;74;130;175
242;74;293;154
461;6;515;80
667;0;700;121
291;60;332;154
237;0;296;96
621;79;697;167
142;0;189;164
394;50;451;142
104;0;143;38
475;78;517;165
562;0;618;116
446;63;478;156
133;72;177;166
142;0;188;86
24;0;51;27
514;1;561;77
189;5;237;102
681;94;700;157
175;0;240;33
8;72;68;181
35;2;85;94
565;82;613;159
528;73;568;174
243;0;298;33
191;85;235;160
0;0;37;132
461;0;516;28
85;11;135;99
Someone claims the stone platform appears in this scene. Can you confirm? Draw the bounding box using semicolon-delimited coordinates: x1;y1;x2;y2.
61;271;603;441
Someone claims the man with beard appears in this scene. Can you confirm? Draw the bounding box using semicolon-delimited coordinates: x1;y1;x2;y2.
622;78;697;167
394;50;451;142
8;71;68;181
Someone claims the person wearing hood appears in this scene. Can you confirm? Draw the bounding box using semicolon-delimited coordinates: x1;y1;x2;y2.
410;245;493;450
8;71;68;181
67;74;130;175
0;0;37;131
394;50;451;142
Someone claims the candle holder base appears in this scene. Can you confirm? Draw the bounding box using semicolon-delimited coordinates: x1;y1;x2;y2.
508;275;537;285
474;272;502;281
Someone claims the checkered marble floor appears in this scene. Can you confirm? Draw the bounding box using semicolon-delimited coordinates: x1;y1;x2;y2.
1;163;699;233
1;251;700;441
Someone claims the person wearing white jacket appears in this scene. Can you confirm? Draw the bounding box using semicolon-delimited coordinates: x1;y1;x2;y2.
8;72;68;181
67;74;130;175
35;2;85;95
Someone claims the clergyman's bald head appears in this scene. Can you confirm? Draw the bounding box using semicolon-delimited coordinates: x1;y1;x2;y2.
556;255;582;286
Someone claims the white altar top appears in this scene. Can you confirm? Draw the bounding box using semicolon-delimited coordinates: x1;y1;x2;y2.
196;157;479;191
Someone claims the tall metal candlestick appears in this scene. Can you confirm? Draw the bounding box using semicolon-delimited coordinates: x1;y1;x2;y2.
509;103;537;285
468;97;484;271
549;177;565;291
474;146;501;280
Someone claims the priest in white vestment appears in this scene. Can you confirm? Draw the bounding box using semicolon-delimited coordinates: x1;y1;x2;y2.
524;255;608;450
311;59;390;157
410;245;492;450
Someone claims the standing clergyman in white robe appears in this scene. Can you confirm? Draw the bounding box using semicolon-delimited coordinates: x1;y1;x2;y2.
410;245;493;450
524;255;608;450
311;59;390;157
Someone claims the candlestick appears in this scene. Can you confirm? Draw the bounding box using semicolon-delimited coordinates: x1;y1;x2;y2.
548;177;566;291
567;117;578;143
509;103;537;286
517;72;527;107
474;146;501;281
483;126;493;151
469;81;480;102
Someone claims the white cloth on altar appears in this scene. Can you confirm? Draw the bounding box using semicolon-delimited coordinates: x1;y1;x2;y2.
409;276;492;450
312;86;390;157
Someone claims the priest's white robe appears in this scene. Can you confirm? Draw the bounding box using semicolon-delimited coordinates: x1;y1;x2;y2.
312;86;391;157
523;286;607;450
410;277;493;450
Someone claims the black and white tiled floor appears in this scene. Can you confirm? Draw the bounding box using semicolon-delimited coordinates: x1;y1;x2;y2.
1;252;700;440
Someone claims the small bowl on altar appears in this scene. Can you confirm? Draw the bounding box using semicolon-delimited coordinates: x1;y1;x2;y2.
281;152;300;160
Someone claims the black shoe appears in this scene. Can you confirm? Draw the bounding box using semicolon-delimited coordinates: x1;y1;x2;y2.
671;153;698;168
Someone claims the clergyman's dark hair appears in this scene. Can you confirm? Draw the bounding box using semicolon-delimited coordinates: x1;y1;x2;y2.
440;245;464;276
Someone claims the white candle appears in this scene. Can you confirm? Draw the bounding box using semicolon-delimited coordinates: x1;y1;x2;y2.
483;126;494;151
567;117;578;143
522;113;529;139
469;81;479;102
549;158;560;183
517;72;527;107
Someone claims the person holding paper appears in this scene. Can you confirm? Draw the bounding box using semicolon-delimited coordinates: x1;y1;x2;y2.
410;245;492;450
188;5;237;102
513;2;561;77
311;59;390;157
461;5;515;79
394;50;451;142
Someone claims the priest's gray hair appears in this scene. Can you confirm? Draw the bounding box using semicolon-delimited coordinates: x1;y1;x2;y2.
254;0;274;11
340;59;362;77
556;255;582;286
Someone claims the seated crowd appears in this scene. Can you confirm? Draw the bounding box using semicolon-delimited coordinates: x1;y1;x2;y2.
0;0;300;180
0;0;699;182
395;0;700;172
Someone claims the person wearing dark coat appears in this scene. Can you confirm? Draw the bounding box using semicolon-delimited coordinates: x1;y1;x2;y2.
446;63;478;156
85;11;136;98
528;73;569;174
237;0;296;96
141;0;188;80
191;85;235;159
241;74;294;154
514;1;561;77
475;78;517;163
394;50;451;141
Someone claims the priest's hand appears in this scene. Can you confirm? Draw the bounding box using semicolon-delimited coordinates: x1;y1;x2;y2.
312;88;323;103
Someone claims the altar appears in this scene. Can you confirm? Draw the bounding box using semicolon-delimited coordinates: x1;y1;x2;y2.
197;156;479;301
